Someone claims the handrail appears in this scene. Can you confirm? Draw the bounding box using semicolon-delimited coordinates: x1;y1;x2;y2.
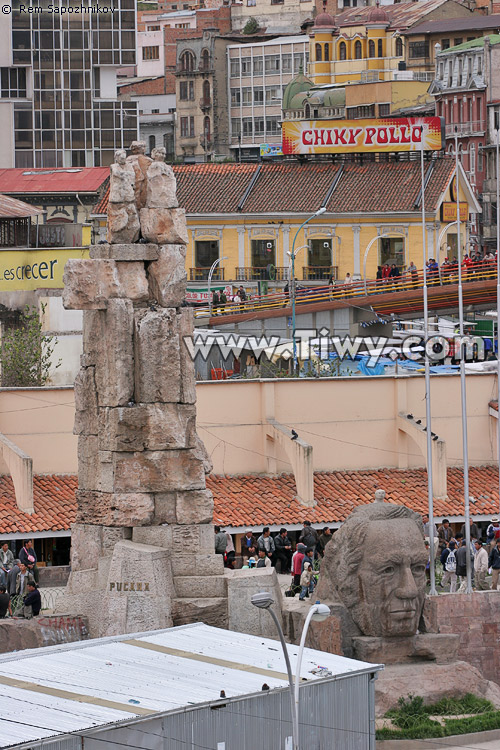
194;260;499;319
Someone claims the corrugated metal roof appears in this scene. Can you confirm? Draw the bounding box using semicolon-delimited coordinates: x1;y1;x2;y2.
0;623;379;749
0;194;44;219
0;167;109;195
405;13;500;36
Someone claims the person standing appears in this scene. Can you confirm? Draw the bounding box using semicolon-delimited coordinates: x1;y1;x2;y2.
225;532;235;569
15;563;34;598
19;539;38;584
291;543;306;591
438;519;453;554
298;562;313;601
274;528;292;574
441;541;458;592
407;261;418;285
256;527;275;564
0;542;14;587
473;541;489;590
488;538;500;590
317;527;332;557
214;526;227;557
212;290;220;315
240;530;257;563
7;560;20;596
456;540;473;592
299;521;319;552
460;520;480;542
0;585;11;618
486;517;500;552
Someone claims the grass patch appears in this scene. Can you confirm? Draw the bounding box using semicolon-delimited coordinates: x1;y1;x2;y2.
377;694;500;741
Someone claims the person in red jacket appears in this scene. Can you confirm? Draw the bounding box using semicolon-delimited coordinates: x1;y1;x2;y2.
292;543;306;590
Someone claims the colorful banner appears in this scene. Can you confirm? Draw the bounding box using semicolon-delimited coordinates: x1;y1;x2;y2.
260;143;284;157
0;247;88;290
441;202;468;222
282;117;444;155
185;285;232;303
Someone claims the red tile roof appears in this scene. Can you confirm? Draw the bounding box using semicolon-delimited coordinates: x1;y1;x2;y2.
0;475;77;535
92;180;109;216
1;468;499;535
0;167;110;195
93;160;456;217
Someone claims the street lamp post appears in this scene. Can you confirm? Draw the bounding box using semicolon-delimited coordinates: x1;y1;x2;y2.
251;592;331;750
362;231;406;293
496;117;500;514
207;256;228;317
290;208;327;374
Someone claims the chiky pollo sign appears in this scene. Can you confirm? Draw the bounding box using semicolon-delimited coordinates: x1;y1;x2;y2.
282;117;444;155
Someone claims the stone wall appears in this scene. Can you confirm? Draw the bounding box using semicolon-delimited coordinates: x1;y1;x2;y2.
433;591;500;686
0;615;89;654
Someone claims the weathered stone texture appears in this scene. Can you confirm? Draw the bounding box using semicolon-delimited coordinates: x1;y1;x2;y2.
127;152;151;210
139;207;189;245
146;160;178;208
147;244;187;307
63;259;148;309
134;308;181;403
113;449;205;493
73;366;98;436
107;202;140;244
76;490;155;526
90;243;159;261
227;568;283;637
83;300;134;407
70;523;132;571
99;403;197;452
0;616;89;655
177;307;197;404
153;488;213;525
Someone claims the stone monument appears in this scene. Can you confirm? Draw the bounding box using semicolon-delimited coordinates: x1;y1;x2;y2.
57;143;227;637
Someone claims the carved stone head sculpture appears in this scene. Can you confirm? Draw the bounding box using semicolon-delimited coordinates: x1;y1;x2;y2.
114;148;127;165
151;146;166;162
129;140;146;155
316;502;427;637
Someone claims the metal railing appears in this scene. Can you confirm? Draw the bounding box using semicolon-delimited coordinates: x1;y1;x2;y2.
190;267;224;281
193;259;499;319
236;266;288;281
303;266;337;281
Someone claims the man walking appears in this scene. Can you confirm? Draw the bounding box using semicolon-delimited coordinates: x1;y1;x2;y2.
474;541;489;590
488;538;500;590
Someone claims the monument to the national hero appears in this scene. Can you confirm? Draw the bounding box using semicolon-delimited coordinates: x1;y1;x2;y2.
57;142;227;637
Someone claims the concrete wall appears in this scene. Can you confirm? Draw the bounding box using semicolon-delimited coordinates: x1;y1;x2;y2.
0;373;494;477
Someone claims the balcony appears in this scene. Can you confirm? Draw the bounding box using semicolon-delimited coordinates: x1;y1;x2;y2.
189;267;224;281
199;97;211;111
302;266;337;281
445;121;485;138
236;266;288;281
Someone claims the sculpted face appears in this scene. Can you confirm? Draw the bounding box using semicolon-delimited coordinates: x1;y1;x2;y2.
353;519;427;637
114;149;126;165
130;140;146;155
152;146;166;161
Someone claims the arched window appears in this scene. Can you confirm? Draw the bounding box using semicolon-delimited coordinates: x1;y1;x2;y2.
396;37;403;57
478;142;483;172
203;116;211;142
354;40;362;59
305;102;311;118
148;134;155;154
315;43;322;62
201;49;210;70
202;79;210;104
369;40;375;58
324;43;330;61
469;143;475;175
378;39;383;58
180;50;195;71
339;41;346;60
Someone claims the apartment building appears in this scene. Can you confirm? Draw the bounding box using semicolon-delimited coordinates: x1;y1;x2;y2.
228;36;309;160
0;0;138;169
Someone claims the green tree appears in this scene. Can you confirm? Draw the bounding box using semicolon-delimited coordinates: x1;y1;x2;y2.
243;17;259;34
0;304;61;387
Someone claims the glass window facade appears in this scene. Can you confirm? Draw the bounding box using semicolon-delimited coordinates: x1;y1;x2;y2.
11;0;137;168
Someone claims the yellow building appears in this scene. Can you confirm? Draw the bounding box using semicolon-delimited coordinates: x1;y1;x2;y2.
94;160;480;288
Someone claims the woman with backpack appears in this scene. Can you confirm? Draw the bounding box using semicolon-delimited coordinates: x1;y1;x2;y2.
440;541;457;593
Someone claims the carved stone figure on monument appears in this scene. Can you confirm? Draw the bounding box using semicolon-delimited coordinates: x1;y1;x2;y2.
316;502;427;638
107;149;140;244
126;141;151;211
146;147;178;209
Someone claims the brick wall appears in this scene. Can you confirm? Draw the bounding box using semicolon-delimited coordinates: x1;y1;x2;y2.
434;591;500;685
119;77;167;96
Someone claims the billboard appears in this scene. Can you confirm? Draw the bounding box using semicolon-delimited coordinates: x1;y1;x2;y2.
281;117;444;155
260;143;284;157
441;202;468;222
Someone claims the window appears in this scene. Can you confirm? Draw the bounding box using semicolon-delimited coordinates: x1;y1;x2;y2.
201;49;210;70
305;103;311;118
282;54;292;73
230;88;241;106
478;142;483;172
369;40;375;58
180;50;195;71
230;59;240;77
247;0;256;5
254;117;264;135
148;135;155;153
324;44;330;61
242;87;252;105
293;53;305;73
315;43;322;62
339;41;347;61
439;62;444;79
396;37;403;57
266;116;280;134
469;143;475;174
189;116;194;137
448;61;453;87
195;240;219;268
441;38;450;50
254;87;264;104
202;79;210;104
478;55;482;75
231;118;241;136
251;239;275;268
354;40;362;60
454;38;463;46
265;85;281;104
0;68;27;98
378;39;383;58
241;57;252;76
409;41;429;59
379;103;390;116
308;238;331;267
143;46;159;61
265;55;280;74
242;118;252;136
148;25;160;31
180;116;188;137
468;56;472;77
203;116;210;141
253;56;263;75
179;80;194;100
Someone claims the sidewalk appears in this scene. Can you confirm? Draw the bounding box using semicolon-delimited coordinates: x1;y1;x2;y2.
377;728;500;749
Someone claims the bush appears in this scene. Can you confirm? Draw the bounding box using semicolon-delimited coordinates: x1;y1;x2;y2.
0;304;60;386
242;17;259;34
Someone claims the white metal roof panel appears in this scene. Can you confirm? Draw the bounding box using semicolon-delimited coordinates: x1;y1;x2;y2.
0;622;381;749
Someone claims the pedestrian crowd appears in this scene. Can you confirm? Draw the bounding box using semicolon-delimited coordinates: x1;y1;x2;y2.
215;522;334;599
425;515;500;593
0;538;42;619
